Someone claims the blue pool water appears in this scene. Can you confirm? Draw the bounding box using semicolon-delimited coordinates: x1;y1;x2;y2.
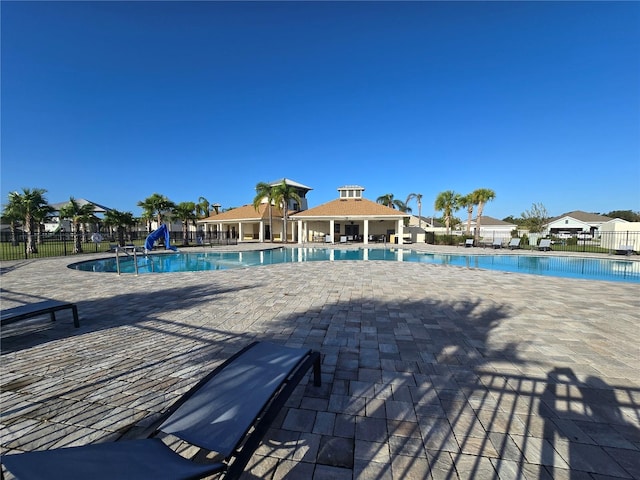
69;247;640;283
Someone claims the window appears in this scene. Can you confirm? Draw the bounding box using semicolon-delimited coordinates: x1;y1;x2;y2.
334;223;341;234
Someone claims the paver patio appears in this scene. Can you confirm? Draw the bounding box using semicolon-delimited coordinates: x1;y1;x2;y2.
1;244;639;479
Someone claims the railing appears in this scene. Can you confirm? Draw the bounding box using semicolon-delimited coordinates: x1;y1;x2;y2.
435;231;640;254
0;231;238;261
114;246;151;275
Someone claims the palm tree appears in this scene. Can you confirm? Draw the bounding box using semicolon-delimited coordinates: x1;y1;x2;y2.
1;199;23;246
272;181;301;243
5;188;49;254
459;194;475;235
196;196;211;219
434;190;461;235
104;209;135;246
253;182;275;243
174;201;197;245
376;193;407;211
472;188;496;243
137;193;175;231
59;197;97;253
33;202;55;245
405;193;423;228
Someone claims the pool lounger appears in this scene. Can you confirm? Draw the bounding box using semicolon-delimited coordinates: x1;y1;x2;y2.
1;341;322;480
1;299;79;328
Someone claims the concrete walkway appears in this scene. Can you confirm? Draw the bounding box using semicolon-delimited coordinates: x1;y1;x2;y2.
1;245;639;479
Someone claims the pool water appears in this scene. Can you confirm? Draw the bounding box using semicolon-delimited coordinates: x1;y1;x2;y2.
69;247;640;283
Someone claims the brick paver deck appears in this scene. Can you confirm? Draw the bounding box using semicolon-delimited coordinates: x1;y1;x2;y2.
1;244;639;479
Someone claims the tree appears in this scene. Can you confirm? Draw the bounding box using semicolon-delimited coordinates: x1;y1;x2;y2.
196;197;211;219
59;197;97;253
33;202;55;245
472;188;496;243
502;215;525;227
434;190;461;235
405;193;423;228
272;181;301;243
376;193;407;211
459;194;475;235
1;198;23;246
137;193;176;231
605;210;640;222
521;202;549;234
104;209;135;246
253;182;276;243
5;188;49;254
174;202;197;245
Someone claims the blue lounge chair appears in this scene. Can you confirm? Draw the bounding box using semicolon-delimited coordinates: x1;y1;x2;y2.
1;341;321;480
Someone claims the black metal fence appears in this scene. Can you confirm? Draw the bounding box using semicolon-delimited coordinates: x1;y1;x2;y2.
0;231;237;261
426;231;640;254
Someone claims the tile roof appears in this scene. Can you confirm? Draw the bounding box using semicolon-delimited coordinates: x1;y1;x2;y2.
292;198;408;218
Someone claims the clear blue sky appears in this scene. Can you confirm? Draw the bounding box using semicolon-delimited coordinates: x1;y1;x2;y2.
2;1;639;220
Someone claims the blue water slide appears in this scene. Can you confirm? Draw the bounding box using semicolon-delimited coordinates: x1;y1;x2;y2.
144;224;178;253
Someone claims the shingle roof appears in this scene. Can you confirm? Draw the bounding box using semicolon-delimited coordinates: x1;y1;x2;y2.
292;198;408;218
550;210;613;223
267;178;313;191
50;199;111;213
198;203;284;222
473;216;515;226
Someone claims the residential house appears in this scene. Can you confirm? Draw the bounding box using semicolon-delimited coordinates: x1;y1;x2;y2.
545;211;613;237
466;216;517;242
47;198;112;234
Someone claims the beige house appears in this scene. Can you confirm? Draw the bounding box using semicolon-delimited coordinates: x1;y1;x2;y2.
197;178;312;242
292;186;409;245
197;183;410;245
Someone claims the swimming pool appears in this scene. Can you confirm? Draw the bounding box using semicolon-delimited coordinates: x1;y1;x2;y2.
69;247;640;283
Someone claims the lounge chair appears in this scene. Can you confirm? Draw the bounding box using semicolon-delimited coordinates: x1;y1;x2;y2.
615;245;634;255
1;341;321;480
1;300;80;328
491;239;502;249
508;238;521;250
464;238;474;248
538;239;552;251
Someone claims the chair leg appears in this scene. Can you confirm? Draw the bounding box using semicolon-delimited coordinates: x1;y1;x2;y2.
313;354;322;387
71;305;80;328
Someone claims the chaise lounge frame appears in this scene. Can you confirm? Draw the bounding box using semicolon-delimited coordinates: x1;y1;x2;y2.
0;299;79;328
1;341;321;480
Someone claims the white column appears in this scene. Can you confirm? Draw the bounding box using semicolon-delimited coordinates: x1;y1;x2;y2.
298;220;303;244
397;220;404;245
329;220;335;243
238;222;244;242
259;220;264;242
364;220;369;244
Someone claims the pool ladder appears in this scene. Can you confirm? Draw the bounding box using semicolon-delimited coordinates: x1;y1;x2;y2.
114;247;154;275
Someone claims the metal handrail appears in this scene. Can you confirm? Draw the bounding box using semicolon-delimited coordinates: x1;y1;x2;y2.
115;246;141;275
